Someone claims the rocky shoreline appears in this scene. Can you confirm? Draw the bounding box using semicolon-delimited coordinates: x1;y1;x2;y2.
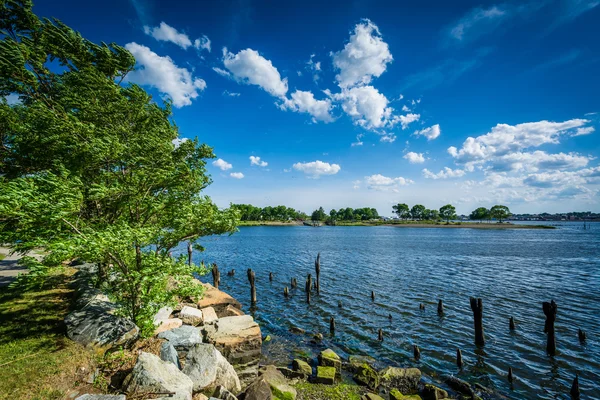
65;263;498;400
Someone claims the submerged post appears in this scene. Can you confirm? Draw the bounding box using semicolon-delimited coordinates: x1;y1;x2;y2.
578;328;586;343
470;297;485;346
438;300;444;315
510;317;516;331
508;367;514;382
269;272;273;282
284;286;289;297
543;300;557;356
570;374;580;400
247;268;256;305
305;274;312;304
212;263;220;289
413;345;421;361
291;278;297;289
371;291;375;301
456;349;463;368
227;269;235;277
187;242;193;266
378;328;383;341
419;303;425;310
330;317;335;334
315;253;321;294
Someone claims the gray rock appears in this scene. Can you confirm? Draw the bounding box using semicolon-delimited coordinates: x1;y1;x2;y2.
158;325;202;349
75;395;126;400
213;385;238;400
379;367;421;394
243;378;272;400
292;359;312;376
182;343;241;394
124;352;193;400
259;365;297;399
160;342;181;369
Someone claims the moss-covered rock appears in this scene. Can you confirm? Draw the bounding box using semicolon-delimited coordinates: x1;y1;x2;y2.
390;389;422;400
360;393;384;400
379;367;421;394
318;349;341;374
352;363;379;390
347;355;376;373
260;365;297;400
315;366;336;385
292;359;313;377
294;382;365;400
421;384;448;400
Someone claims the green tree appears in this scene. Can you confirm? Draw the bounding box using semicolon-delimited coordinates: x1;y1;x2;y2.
392;203;410;219
311;207;326;221
0;2;238;335
410;204;426;220
439;204;457;223
490;205;511;223
469;207;490;223
329;209;337;220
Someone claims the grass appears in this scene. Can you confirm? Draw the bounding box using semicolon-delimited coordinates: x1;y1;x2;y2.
0;268;95;400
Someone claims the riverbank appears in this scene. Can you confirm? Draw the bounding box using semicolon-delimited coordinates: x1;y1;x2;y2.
238;221;555;229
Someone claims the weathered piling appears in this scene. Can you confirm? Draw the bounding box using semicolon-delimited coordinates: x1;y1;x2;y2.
212;263;220;289
305;274;312;304
388;314;392;320
371;291;375;301
510;317;516;331
413;345;421;361
470;297;485;346
284;286;289;297
247;268;256;305
378;328;383;341
330;317;335;334
437;300;444;315
187;242;193;266
269;272;273;282
227;269;235;277
508;367;514;382
419;303;425;310
291;278;297;289
456;349;463;368
543;300;557;356
338;300;343;308
570;374;580;400
578;328;586;343
315;253;321;294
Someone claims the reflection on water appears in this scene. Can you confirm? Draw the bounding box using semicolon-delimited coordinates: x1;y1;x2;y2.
175;222;600;399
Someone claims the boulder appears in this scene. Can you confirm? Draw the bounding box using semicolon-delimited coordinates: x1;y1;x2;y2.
158;325;202;350
224;305;245;317
361;394;384;400
153;306;174;325
243;378;273;400
198;283;242;317
347;355;376;372
180;306;203;326
315;366;336;385
445;376;474;397
75;396;126;400
276;367;306;380
160;342;181;369
292;359;312;376
259;365;297;400
203;315;262;386
379;367;421;394
353;363;379;390
124;352;193;400
318;349;341;374
201;306;219;323
422;384;448;400
155;318;183;335
390;389;422;400
213;385;238;400
182;343;241;394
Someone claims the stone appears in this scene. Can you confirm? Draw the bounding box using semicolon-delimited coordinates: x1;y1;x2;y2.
312;333;324;342
289;326;305;334
182;343;241;394
201;306;219;323
445;376;477;398
379;367;421;394
154;306;174;325
390;389;422;400
180;306;203;326
292;359;312;376
259;365;297;400
243;378;273;400
276;367;306;380
158;325;202;350
315;366;336;385
347;355;376;373
318;349;341;374
361;394;384;400
198;283;242;317
155;318;183;335
124;352;193;400
203;315;262;386
160;342;181;369
224;304;245;317
213;385;238;400
422;384;448;400
353;363;379;390
75;396;126;400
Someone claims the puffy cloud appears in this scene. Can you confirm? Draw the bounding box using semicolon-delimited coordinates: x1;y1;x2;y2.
249;156;268;167
404;152;425;164
380;134;396;143
230;172;244;179
329;86;401;130
422;167;466;179
365;174;413;192
172;138;188;148
489;151;591;172
332;19;393;88
574;126;595;136
414;124;441;140
222;48;288;97
213;67;231;77
399;113;421;130
194;35;211;52
125;43;206;107
279;90;334;123
212;158;232;171
293;160;341;178
144;22;192;49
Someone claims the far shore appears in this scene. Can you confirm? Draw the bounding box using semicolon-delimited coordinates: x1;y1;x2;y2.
237;221;555;229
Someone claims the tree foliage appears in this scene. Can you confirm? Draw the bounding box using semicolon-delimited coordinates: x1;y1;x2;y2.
232;204;307;221
439;204;457;222
410;204;427;220
0;1;238;335
392;203;410;219
469;207;490;222
490;205;511;222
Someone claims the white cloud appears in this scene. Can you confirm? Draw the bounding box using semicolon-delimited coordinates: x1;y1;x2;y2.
402;105;410;112
329;86;398;130
399;113;421;130
213;67;231;77
404;152;425;164
293;160;341;178
574;126;595;136
414;124;441;140
449;6;507;42
222;48;288;97
230;172;244;179
422;167;466;179
222;90;241;97
213;158;232;171
489;151;591;173
125;43;206;108
380;134;396;143
365;174;413;192
351;134;364;147
172;138;188;148
307;54;321;81
249;156;268;167
331;19;393;88
279;90;334;123
194;35;211;52
144;22;192;49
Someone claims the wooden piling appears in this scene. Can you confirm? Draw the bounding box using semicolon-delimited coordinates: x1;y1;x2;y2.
543;300;557;356
247;268;256;305
227;269;235;277
470;297;485;346
578;328;586;343
388;314;392;321
413;345;421;361
570;374;580;400
269;272;273;282
187;242;193;266
371;291;375;301
419;303;425;310
315;253;321;294
437;300;444;315
338;300;343;308
305;274;312;304
212;263;220;289
284;286;289;297
330;317;335;334
378;328;383;341
510;317;516;331
508;367;513;382
291;278;297;289
456;349;463;368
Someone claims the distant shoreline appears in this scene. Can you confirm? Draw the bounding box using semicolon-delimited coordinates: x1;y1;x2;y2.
237;221;555;229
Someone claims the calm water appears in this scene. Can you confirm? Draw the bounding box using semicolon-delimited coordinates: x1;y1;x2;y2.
177;222;600;399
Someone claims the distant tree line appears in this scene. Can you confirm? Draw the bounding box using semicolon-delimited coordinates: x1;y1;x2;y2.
232;204;308;221
392;203;457;222
309;207;380;222
469;205;511;222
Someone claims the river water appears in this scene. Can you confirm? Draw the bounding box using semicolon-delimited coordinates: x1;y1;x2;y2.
177;222;600;399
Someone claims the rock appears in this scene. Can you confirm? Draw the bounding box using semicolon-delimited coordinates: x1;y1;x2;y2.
292;359;312;376
312;333;324;342
379;367;421;394
158;325;202;350
315;366;336;385
154;306;174;325
182;343;241;394
198;283;242;317
318;349;341;374
361;394;384;400
390;389;422;400
445;376;476;398
155;318;183;335
353;363;379;390
65;302;139;353
224;305;245;317
243;378;273;400
202;306;219;323
259;365;297;400
263;335;272;342
213;385;238;400
204;315;262;386
124;352;193;400
422;384;448;400
276;367;306;380
289;326;305;334
180;306;203;326
75;396;126;400
347;355;376;373
160;342;181;369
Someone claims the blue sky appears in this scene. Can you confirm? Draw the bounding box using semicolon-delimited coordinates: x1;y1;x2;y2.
27;0;600;215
